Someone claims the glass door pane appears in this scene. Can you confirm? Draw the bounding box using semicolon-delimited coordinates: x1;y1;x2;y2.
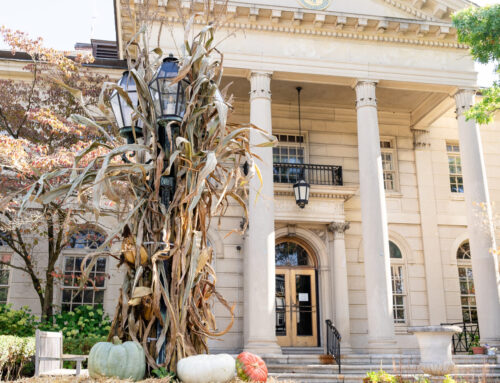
275;273;287;336
295;274;313;337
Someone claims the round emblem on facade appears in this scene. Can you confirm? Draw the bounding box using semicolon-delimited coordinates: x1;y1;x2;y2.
297;0;332;10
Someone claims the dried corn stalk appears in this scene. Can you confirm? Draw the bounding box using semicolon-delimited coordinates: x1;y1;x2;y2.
29;16;276;371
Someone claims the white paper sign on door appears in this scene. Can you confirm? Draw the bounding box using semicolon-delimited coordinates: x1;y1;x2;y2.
298;293;309;302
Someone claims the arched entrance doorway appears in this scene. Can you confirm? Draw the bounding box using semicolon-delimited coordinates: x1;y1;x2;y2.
275;238;318;347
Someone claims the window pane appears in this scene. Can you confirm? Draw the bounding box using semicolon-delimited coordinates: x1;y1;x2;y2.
0;287;7;303
0;270;9;285
94;291;104;304
275;242;311;266
62;289;72;303
389;241;402;259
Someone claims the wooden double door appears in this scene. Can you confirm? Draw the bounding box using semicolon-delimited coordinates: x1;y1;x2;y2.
275;268;318;347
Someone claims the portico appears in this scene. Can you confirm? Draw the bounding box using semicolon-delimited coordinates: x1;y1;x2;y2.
231;67;500;353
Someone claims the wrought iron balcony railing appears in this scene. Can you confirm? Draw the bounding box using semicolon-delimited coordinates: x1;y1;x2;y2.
273;162;343;186
441;322;480;353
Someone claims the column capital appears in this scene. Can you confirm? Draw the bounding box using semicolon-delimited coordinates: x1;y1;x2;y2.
249;71;273;101
354;80;378;108
454;88;476;118
413;129;431;150
328;221;350;237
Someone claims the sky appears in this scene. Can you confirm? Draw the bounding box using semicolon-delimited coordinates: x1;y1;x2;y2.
0;0;498;86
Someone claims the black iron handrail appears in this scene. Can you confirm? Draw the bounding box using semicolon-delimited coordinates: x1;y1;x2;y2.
273;162;343;186
326;319;342;373
441;322;480;353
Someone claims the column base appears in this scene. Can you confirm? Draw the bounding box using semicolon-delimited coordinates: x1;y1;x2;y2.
368;337;398;354
244;339;282;355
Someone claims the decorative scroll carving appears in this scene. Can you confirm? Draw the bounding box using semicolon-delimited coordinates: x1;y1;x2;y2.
454;89;476;118
249;71;272;101
354;81;377;108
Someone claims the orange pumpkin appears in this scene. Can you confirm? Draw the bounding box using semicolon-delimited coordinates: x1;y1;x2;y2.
236;352;268;382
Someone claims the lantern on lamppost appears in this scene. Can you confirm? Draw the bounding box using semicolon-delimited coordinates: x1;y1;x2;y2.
148;54;189;209
293;86;310;208
110;71;143;144
149;54;189;150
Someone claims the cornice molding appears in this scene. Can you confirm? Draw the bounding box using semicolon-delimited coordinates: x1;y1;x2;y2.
158;15;466;50
121;1;469;51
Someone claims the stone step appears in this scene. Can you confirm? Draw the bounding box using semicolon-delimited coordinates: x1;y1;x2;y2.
268;363;500;375
263;353;498;366
282;347;325;355
269;372;500;383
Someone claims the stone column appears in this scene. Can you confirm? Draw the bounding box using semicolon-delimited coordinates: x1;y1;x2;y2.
413;129;447;324
455;89;500;347
354;80;396;351
328;221;352;353
243;71;281;354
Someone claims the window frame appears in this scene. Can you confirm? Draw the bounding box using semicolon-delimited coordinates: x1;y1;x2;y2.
456;241;477;323
273;132;310;185
380;137;399;193
273;131;309;164
59;228;108;312
446;142;464;194
389;240;408;326
0;250;11;305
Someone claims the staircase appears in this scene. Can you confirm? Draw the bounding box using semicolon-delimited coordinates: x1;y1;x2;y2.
264;352;500;383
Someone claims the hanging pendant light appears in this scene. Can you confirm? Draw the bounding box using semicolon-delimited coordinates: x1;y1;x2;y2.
293;86;310;208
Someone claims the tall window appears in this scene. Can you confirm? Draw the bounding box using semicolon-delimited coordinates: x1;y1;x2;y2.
447;143;464;193
0;253;10;305
61;229;107;311
389;241;406;324
0;236;10;304
380;140;397;191
273;134;305;183
457;241;477;323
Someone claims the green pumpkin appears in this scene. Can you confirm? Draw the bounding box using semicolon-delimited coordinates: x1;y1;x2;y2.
88;336;145;381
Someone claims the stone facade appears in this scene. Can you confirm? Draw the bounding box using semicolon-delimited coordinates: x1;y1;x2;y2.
1;0;500;355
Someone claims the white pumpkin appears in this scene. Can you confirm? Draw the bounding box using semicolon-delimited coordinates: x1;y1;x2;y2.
177;354;236;383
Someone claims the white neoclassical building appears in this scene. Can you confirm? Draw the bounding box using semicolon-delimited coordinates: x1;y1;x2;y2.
1;0;500;359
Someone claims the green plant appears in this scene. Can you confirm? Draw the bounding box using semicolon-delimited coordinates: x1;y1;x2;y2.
0;304;39;337
365;370;398;383
38;305;111;340
152;366;176;379
470;335;481;347
0;335;35;381
443;375;457;383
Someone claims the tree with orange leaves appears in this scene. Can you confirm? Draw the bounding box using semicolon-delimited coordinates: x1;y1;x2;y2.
0;27;114;320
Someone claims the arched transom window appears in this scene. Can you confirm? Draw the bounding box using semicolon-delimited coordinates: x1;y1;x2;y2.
456;241;476;323
275;241;314;267
389;241;406;324
61;229;107;312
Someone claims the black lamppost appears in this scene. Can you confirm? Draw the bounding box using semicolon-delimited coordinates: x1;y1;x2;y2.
110;71;143;144
293;87;310;208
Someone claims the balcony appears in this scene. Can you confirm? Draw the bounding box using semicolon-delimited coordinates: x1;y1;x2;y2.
273;162;343;186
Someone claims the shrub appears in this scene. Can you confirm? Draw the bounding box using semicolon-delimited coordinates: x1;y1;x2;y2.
0;335;35;381
0;304;111;370
38;305;111;340
0;305;39;337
